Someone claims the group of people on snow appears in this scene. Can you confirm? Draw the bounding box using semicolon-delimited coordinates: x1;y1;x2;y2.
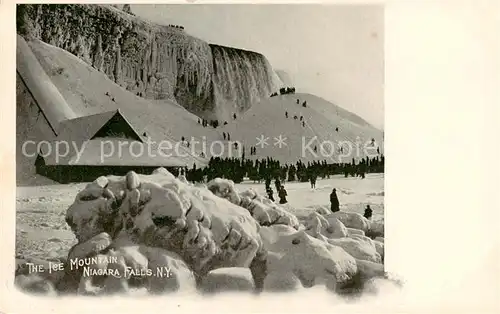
329;187;372;219
262;177;373;219
265;178;288;204
284;111;306;127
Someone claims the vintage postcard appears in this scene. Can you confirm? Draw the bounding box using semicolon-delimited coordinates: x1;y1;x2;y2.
14;2;388;296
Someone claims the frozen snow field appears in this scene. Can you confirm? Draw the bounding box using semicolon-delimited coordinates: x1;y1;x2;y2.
15;173;383;260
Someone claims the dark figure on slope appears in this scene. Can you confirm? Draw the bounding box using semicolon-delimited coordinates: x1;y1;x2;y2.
330;188;340;212
266;187;275;202
274;178;282;191
364;205;373;220
278;186;288;204
265;177;271;190
310;175;317;189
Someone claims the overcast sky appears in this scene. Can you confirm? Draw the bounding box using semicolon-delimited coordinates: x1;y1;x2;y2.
131;4;384;129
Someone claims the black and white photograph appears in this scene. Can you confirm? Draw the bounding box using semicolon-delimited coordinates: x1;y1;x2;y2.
14;3;392;298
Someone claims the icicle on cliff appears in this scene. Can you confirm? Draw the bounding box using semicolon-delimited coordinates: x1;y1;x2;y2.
17;4;280;121
210;44;277;118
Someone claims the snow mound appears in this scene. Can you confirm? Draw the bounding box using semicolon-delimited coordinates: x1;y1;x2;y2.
347;228;366;237
303;212;348;239
15;168;389;297
199;267;255;293
259;225;298;251
206;178;241;204
374;240;384;261
141;247;197;294
268;230;358;288
314;205;332;216
328;238;381;263
16;257;65;287
263;270;303;292
208;178;300;229
367;221;384;238
15;274;57;296
59;169;268;294
355;259;385;281
326;211;371;233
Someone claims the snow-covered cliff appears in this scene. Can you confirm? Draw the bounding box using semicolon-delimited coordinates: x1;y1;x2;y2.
17;4;279;121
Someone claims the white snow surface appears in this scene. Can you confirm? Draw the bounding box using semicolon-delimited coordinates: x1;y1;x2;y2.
16;172;385;296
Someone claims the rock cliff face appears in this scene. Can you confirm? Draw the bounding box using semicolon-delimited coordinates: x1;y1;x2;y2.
17;4;278;120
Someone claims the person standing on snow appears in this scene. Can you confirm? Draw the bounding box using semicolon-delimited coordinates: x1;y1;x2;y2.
364;205;373;220
309;173;317;189
265;177;271;190
274;178;281;192
266;187;275;202
311;175;317;189
330;188;340;212
278;185;288;204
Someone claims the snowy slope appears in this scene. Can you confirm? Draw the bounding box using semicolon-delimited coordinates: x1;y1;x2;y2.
27;39;214;166
20;39;383;172
219;93;384;164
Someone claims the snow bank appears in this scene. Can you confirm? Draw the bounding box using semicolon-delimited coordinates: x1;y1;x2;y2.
368;221;385;237
347;228;366;237
208;178;300;229
268;230;358;287
259;224;298;251
328;238;381;263
199;268;254;293
16;168;389;297
374;240;384;260
263;270;303;292
326;211;371;233
303;212;348;239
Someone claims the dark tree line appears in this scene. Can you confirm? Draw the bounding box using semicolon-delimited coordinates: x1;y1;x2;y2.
182;154;385;184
